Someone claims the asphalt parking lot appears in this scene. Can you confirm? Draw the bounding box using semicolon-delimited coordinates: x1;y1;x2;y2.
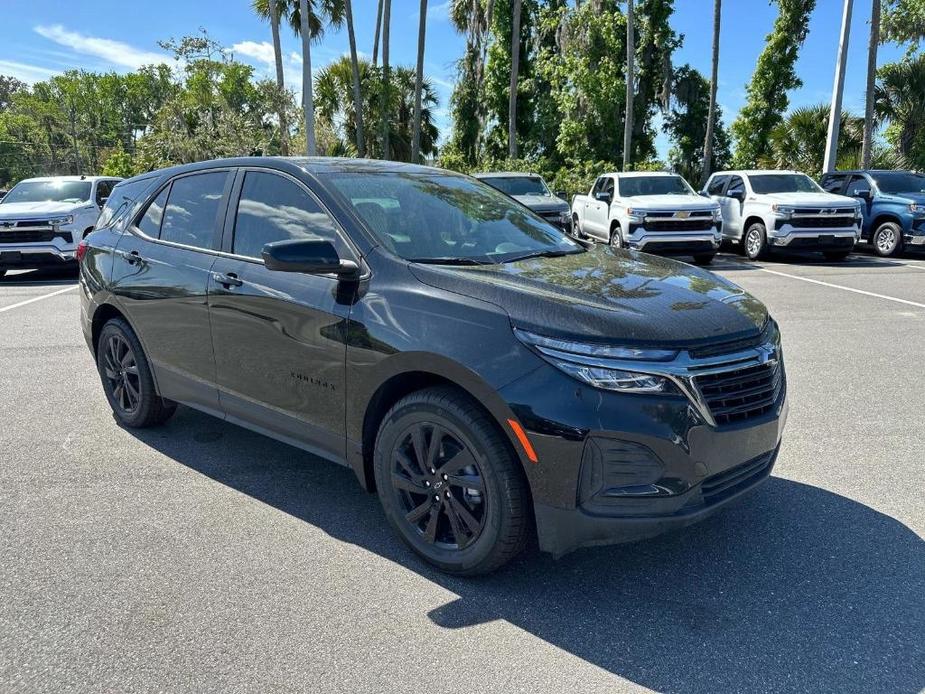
1;249;923;694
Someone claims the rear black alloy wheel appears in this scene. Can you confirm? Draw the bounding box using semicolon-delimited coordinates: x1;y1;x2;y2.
102;333;142;416
389;422;487;550
97;318;176;428
374;387;531;575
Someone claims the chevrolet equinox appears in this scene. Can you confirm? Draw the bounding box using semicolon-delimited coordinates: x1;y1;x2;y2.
79;158;788;575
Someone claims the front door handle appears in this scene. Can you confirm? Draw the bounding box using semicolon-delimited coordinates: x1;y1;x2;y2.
212;271;243;288
125;250;141;265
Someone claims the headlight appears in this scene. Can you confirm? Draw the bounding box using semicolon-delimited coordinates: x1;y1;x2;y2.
625;207;646;222
771;204;795;218
514;329;680;394
559;210;571;224
48;215;74;226
909;203;925;216
712;207;723;221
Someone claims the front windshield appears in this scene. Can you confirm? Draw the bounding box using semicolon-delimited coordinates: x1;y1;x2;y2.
1;180;92;204
749;174;822;194
327;172;581;264
618;175;694;197
480;175;550;197
871;171;925;194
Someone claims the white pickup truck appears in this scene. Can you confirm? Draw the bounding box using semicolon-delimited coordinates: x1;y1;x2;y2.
571;171;723;265
702;170;862;261
0;175;121;277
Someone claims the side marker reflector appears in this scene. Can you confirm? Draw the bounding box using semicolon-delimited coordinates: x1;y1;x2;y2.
507;418;538;464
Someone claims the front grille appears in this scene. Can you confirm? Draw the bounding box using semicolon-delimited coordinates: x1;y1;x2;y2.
689;324;771;360
0;229;71;244
787;236;854;249
640;240;715;254
701;449;776;505
645;211;713;219
695;361;784;426
788;216;856;229
644;219;715;232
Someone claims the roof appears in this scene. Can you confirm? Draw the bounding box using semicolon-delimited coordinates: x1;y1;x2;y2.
19;175;121;183
472;171;542;178
601;171;676;178
709;170;802;176
825;169;916;175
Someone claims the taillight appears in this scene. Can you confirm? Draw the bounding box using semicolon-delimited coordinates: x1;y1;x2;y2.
76;240;89;264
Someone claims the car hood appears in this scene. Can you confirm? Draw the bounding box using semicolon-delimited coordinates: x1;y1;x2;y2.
512;194;569;212
758;192;856;207
624;194;717;210
0;201;86;218
410;246;768;347
883;192;925;205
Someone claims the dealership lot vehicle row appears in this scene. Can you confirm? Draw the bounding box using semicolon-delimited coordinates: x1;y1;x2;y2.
1;256;922;694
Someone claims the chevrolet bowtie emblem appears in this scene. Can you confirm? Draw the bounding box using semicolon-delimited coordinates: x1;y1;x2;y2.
675;211;691;219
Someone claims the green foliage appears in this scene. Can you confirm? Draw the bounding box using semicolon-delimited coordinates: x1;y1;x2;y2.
766;104;863;175
662;65;731;184
101;147;136;178
731;0;816;168
875;53;925;169
881;0;925;49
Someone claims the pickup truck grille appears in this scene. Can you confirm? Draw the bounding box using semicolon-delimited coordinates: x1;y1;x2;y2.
0;229;72;244
788;216;856;229
695;361;784;426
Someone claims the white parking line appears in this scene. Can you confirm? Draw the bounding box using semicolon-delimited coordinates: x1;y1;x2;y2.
755;267;925;309
0;285;77;314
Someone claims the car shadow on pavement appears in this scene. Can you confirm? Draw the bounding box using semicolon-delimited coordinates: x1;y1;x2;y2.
0;268;78;285
130;407;924;694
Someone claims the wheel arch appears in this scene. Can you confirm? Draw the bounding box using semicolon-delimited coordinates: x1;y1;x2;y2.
90;302;129;356
870;213;903;234
743;215;766;233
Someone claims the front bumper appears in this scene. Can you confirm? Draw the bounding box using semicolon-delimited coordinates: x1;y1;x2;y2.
499;340;788;557
769;221;859;250
0;245;77;268
627;226;722;255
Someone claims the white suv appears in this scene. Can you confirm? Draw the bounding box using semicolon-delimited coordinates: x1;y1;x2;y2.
703;170;861;261
0;175;121;277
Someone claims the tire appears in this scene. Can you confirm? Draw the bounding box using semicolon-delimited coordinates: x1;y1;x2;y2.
823;250;851;261
373;387;531;575
97;318;176;428
744;222;769;260
571;214;583;239
609;225;624;250
693;253;716;266
871;221;902;257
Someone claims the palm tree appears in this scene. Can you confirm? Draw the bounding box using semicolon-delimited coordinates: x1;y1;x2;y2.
861;0;880;168
372;0;384;65
381;0;392;158
702;0;721;185
344;0;365;156
875;54;925;165
411;0;428;162
252;0;290;155
769;104;863;175
823;0;854;173
623;0;635;171
509;0;522;158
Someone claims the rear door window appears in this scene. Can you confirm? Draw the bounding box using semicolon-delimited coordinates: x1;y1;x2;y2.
726;176;745;197
821;174;847;194
136;187;169;238
845;175;872;197
159;172;228;249
232;171;346;260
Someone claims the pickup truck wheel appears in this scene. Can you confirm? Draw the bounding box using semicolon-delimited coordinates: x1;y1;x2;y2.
374;387;531;575
693;253;716;266
572;214;583;238
609;227;624;250
97;318;177;428
872;221;902;257
744;223;769;260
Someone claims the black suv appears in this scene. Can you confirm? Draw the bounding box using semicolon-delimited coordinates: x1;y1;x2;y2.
79;158;788;575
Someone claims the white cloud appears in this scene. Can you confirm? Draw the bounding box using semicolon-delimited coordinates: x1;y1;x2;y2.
428;1;452;21
34;24;168;70
232;40;275;67
0;60;59;84
429;75;454;91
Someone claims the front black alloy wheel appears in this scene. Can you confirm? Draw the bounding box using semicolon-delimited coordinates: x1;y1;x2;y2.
374;387;531;575
97;318;176;428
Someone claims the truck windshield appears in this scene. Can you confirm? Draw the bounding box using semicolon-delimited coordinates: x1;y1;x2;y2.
618;176;694;197
871;172;925;194
749;174;822;194
327;172;581;264
480;176;550;197
2;180;92;204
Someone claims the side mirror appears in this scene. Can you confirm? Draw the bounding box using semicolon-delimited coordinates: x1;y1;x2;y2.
594;191;612;203
855;189;872;200
262;238;360;279
728;189;745;202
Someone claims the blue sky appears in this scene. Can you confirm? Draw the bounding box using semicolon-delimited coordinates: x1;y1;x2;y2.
0;0;909;157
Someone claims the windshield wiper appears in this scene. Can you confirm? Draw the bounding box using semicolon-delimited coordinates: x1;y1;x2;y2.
408;256;494;266
501;248;585;263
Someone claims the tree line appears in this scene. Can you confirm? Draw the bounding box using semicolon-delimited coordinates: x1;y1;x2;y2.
0;0;923;194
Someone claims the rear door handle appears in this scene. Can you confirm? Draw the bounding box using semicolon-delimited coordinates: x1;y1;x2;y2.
125;250;141;265
212;271;243;288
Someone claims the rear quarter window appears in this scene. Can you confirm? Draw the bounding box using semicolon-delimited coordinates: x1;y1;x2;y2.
97;178;157;230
